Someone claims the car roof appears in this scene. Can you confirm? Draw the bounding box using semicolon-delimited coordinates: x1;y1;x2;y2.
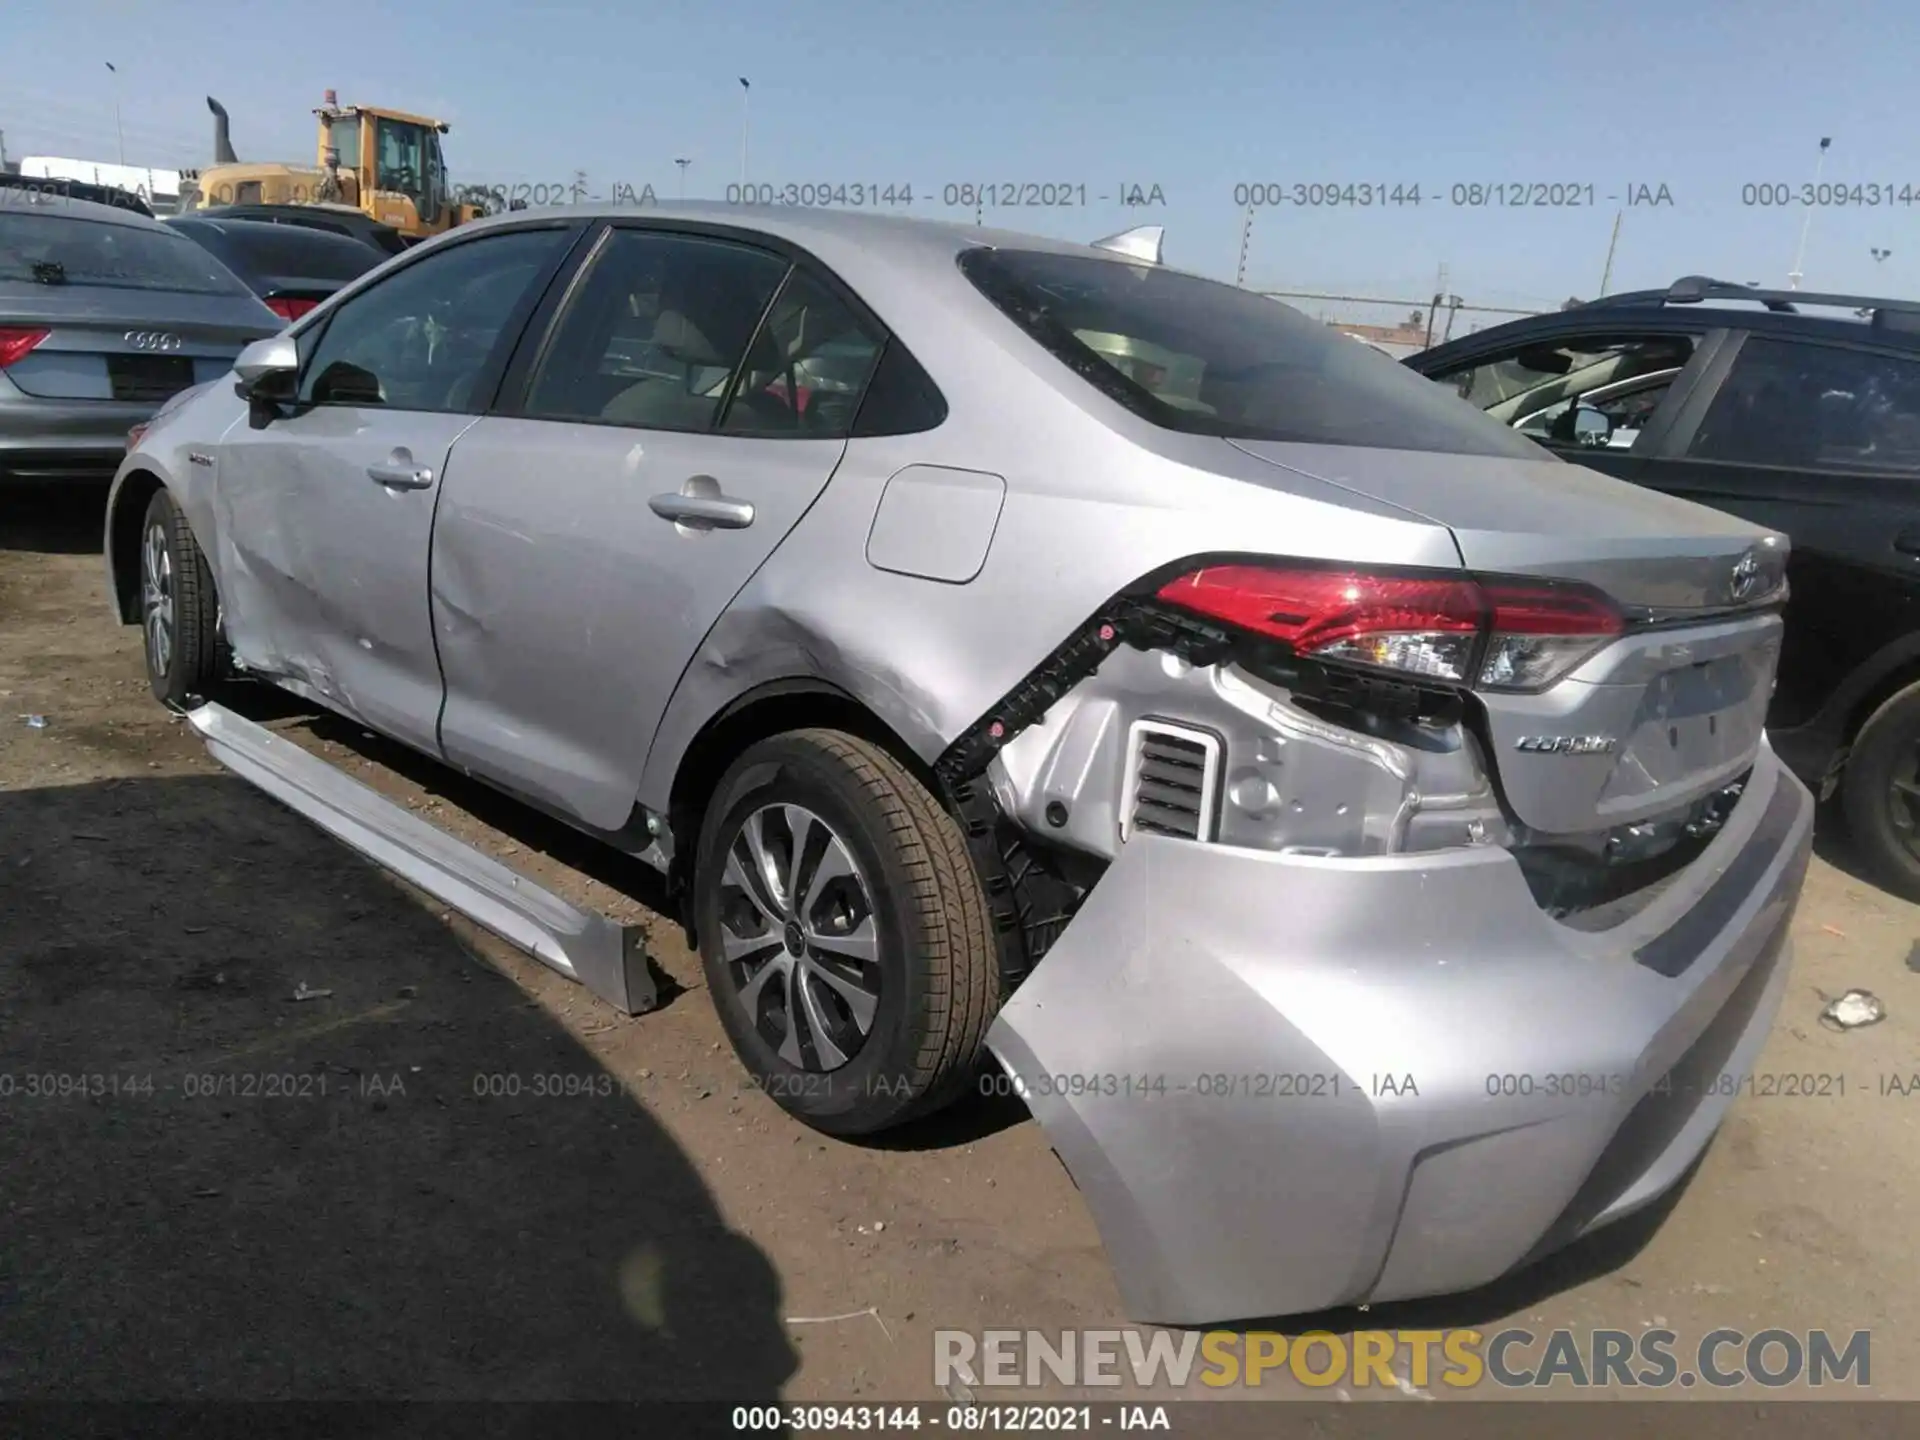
167;214;382;252
439;200;1173;272
1418;283;1920;367
0;191;173;231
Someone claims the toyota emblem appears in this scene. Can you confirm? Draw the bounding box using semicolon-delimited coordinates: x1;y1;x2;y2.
125;331;182;352
1728;548;1765;603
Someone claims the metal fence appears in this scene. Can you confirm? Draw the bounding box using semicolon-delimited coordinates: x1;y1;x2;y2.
1253;289;1550;347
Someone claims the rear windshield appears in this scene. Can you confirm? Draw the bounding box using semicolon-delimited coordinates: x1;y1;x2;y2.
0;210;254;296
959;247;1551;459
179;221;382;283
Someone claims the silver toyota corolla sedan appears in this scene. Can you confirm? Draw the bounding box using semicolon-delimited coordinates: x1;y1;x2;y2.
101;203;1812;1325
1;193;282;483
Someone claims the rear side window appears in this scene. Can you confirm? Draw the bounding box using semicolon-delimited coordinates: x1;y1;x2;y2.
1687;336;1920;474
959;247;1548;459
522;228;791;431
852;339;947;436
717;267;885;439
0;211;253;295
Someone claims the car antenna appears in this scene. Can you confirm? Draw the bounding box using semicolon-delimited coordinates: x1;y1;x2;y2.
1091;225;1163;264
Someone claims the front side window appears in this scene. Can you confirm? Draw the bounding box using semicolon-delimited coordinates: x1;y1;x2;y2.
0;211;253;296
1687;336;1920;474
522;228;790;431
299;227;570;413
959;247;1549;458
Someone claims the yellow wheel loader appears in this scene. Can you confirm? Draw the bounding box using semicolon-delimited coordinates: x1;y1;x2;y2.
181;92;488;244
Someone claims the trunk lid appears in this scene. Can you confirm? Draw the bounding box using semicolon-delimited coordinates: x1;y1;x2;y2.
1;282;279;403
1228;440;1789;835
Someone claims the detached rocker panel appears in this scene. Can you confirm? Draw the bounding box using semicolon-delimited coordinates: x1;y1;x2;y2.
186;701;657;1016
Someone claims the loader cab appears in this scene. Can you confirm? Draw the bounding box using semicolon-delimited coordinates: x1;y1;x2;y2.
319;103;450;231
371;115;447;226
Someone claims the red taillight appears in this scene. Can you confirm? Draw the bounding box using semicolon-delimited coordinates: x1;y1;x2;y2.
0;327;50;369
1478;580;1623;637
265;296;319;322
1156;562;1623;692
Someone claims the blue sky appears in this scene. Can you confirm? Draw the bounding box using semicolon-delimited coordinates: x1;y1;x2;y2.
7;0;1915;327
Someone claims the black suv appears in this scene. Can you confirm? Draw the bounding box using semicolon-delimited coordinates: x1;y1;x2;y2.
1410;276;1920;897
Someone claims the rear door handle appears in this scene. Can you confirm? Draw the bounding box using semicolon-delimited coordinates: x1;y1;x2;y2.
368;462;434;490
1896;528;1920;557
648;492;755;529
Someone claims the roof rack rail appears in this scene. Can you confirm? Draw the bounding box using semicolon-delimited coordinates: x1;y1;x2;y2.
1576;276;1920;333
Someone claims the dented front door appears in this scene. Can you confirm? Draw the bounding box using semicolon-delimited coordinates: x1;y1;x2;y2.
211;223;582;751
215;406;477;750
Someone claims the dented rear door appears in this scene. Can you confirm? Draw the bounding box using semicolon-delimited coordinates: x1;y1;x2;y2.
431;422;848;829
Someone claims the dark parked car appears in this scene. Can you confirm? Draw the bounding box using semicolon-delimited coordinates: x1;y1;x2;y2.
1410;276;1920;897
166;215;386;322
179;203;408;256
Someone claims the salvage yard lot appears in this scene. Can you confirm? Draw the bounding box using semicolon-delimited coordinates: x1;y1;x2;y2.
4;481;1920;1405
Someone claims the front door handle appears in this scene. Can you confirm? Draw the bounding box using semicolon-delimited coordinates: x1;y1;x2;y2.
368;462;434;490
1896;528;1920;557
648;492;755;529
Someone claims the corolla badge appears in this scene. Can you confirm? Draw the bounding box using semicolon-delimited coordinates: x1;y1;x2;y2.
1728;549;1765;603
1515;735;1618;755
125;331;183;351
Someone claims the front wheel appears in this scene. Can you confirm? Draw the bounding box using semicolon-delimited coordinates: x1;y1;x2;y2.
694;729;1003;1136
1840;679;1920;903
139;487;227;707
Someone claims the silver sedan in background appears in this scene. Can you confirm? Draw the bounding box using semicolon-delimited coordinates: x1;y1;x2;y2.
0;193;280;484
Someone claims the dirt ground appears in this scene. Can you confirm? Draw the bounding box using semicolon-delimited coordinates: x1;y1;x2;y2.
4;480;1919;1409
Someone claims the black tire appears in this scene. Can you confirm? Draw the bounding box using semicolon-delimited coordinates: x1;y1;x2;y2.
138;487;228;708
694;729;1002;1136
1840;680;1920;902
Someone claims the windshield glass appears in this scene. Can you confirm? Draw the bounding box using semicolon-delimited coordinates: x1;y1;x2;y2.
375;118;430;209
0;210;253;295
959;247;1552;459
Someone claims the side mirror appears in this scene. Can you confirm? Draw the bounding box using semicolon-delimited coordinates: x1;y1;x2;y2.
1572;405;1613;445
234;333;298;396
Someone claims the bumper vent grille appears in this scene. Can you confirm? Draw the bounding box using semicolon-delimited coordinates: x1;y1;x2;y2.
1120;720;1221;842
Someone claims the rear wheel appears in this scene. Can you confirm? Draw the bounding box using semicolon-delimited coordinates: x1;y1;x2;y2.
693;729;1002;1136
1840;679;1920;902
139;487;227;708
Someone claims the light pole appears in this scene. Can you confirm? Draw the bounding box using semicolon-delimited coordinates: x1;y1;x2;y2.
676;158;691;199
1598;210;1622;295
738;78;750;189
105;61;124;164
1787;136;1832;290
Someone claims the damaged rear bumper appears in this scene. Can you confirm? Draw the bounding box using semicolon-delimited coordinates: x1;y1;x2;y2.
986;745;1812;1325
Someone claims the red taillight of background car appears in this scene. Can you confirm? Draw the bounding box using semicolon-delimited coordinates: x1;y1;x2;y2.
264;296;319;322
0;327;50;369
1155;562;1623;693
